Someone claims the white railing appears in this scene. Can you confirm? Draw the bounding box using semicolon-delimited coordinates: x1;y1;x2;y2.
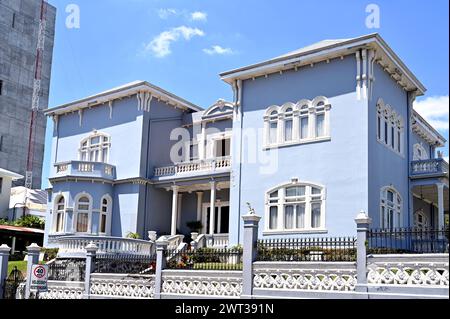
56;164;68;173
56;236;155;258
104;165;114;176
78;163;94;172
411;158;448;176
205;234;230;248
154;157;231;177
166;235;185;250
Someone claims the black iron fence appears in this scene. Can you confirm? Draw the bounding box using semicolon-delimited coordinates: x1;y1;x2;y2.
48;259;86;281
165;247;243;270
257;237;357;262
368;227;449;254
94;254;156;274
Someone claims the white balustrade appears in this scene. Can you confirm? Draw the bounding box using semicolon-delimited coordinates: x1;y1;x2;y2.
56;236;155;258
78;163;94;172
154;157;231;177
56;164;68;173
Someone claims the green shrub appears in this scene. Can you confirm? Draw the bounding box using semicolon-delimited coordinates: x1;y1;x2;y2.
14;215;45;230
126;232;140;239
41;248;59;261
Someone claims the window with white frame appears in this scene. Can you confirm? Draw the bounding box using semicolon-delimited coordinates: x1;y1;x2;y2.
54;196;65;233
264;97;331;148
376;99;404;156
99;195;112;235
75;195;91;233
266;181;326;233
380;187;402;229
79;132;111;163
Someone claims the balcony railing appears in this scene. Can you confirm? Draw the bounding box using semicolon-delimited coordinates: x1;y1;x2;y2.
53;161;116;180
54;235;155;258
410;158;448;178
154;157;231;178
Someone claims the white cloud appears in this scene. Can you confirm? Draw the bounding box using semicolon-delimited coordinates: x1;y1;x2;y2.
413;95;449;131
203;45;234;55
145;26;205;58
157;8;178;19
190;11;207;22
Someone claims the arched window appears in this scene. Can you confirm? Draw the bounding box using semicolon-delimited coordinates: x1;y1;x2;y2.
284;107;294;142
99;195;112;235
266;181;326;233
299;103;309;140
380;187;402;229
413;143;428;161
75;194;91;233
80;132;111;163
268;110;279;144
53;196;65;233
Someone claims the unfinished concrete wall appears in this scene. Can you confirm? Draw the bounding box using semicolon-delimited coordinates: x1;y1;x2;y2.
0;0;56;188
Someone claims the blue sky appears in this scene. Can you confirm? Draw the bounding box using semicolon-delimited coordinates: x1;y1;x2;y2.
42;0;449;188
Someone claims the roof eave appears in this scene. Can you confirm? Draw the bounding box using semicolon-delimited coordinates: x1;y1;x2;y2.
219;34;426;95
45;81;202;116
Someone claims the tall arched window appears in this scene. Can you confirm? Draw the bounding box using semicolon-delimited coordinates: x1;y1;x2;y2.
79;132;111;163
53;196;65;233
266;181;326;233
376;99;404;156
380;187;402;229
284;107;294;142
299;103;309;140
75;194;91;233
268;110;279;145
99;195;112;235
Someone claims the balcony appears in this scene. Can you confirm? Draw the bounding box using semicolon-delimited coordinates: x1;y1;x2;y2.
154;157;231;179
53;161;116;180
410;158;449;179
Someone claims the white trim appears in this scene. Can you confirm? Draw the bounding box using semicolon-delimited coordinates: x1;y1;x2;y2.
413;143;429;161
79;131;111;163
376;98;405;158
52;194;66;234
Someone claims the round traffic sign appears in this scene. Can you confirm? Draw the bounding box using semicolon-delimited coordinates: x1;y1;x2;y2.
33;265;46;279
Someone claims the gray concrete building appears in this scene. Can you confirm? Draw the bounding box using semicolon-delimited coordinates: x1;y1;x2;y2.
0;0;56;188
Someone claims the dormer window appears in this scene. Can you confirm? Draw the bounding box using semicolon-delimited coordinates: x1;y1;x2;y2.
79;132;111;163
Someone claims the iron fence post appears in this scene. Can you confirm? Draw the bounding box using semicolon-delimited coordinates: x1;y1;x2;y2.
25;243;41;299
354;211;372;296
154;240;168;299
0;244;11;299
84;242;98;299
241;209;261;299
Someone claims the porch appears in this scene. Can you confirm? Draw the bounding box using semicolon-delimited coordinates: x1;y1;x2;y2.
157;178;231;248
411;173;449;230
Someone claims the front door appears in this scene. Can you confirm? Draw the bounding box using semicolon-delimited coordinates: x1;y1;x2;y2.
203;202;229;234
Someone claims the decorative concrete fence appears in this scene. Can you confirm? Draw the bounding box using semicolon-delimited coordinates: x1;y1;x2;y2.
160;270;242;299
38;281;85;299
90;273;155;299
3;210;448;300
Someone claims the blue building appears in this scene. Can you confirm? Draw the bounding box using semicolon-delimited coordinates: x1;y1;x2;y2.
43;34;448;252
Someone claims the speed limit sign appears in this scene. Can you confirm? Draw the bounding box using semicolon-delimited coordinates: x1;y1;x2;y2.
30;264;48;292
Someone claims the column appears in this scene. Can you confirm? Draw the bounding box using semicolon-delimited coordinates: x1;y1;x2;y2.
200;123;206;160
354;211;372;296
176;193;183;231
241;208;261;299
25;243;41;299
437;183;445;229
209;181;216;235
154;240;168;299
308;107;316;138
11;237;16;255
84;242;98;299
196;192;204;224
171;186;179;236
0;244;11;298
